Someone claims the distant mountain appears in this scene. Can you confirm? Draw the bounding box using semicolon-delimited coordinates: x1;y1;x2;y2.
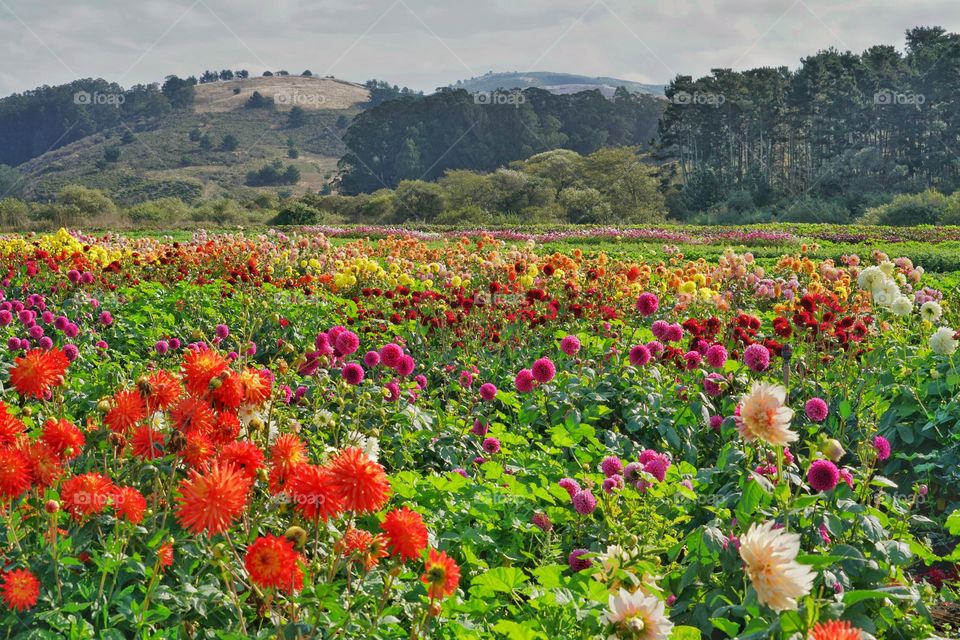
8;76;369;203
451;72;665;97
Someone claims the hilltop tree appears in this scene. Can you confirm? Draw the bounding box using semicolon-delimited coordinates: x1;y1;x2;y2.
220;134;238;151
245;91;272;109
162;75;196;109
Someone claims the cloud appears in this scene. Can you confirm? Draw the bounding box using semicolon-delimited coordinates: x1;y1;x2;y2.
0;0;957;96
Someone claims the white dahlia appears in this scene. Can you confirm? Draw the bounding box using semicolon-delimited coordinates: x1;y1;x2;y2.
739;521;815;612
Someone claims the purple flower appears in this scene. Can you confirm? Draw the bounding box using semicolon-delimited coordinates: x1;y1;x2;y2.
482;437;500;454
341;362;365;385
709;415;723;431
63;344;79;361
38;337;53;350
644;456;670;482
568;549;592;572
873;435;891;461
532;512;553;532
558;478;580;497
452;468;469;478
479;382;498;401
363;350;380;367
600;456;622;477
531;357;556;383
743;344;771;372
807;459;840;492
628;344;651;367
471;420;489;436
572;490;597;515
636;292;659;317
560;335;581;356
215;323;229;339
99;311;113;326
155;340;169;355
379;343;403;367
335;330;360;356
805;397;829;422
395;355;415;377
705;344;727;368
683;351;702;370
514;369;536;393
601;476;624;494
703;373;725;397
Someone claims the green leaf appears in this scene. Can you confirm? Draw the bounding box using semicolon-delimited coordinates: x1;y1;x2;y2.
710;618;739;636
670;626;702;640
471;567;528;596
842;587;915;606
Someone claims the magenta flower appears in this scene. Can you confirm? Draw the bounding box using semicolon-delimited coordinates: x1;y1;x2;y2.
644;456;669;482
683;351;702;370
395;355;415;376
636;292;659;316
873;435;891;461
532;512;553;532
568;549;592;572
703;373;725;397
471;420;489;436
558;477;580;497
379;343;403;367
363;350;380;367
335;331;360;356
805;397;829;422
705;344;727;368
482;437;500;454
572;489;597;515
514;369;536;393
155;340;169;355
709;415;723;431
651;320;669;340
531;357;556;383
628;344;651;367
807;459;840;492
601;456;622;477
341;362;365;385
560;335;581;356
215;323;229;339
743;344;771;372
479;382;498;401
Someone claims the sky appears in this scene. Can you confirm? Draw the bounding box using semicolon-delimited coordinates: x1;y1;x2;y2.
0;0;957;96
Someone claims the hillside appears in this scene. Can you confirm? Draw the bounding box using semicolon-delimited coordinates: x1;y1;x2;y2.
16;76;370;204
452;71;665;97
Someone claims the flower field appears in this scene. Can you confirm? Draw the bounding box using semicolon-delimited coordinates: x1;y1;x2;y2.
1;227;960;639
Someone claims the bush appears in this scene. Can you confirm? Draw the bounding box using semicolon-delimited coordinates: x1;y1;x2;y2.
778;197;851;224
270;202;321;225
127;197;190;224
860;189;948;225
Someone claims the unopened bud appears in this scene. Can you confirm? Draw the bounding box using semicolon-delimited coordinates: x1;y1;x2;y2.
821;439;845;462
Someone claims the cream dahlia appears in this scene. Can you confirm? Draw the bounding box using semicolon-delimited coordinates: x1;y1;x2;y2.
736;382;797;446
739;521;815;612
603;588;673;640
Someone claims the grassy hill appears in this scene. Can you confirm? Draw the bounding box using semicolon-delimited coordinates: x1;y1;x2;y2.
452;71;664;97
17;76;370;204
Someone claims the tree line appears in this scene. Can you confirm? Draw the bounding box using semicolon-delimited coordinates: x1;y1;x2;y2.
659;25;960;221
337;87;664;194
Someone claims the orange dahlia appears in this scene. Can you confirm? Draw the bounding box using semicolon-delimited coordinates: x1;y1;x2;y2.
212;371;245;409
22;442;62;488
158;541;174;569
0;448;33;500
244;534;304;594
61;472;116;518
240;367;272;405
40;418;84;459
142;369;182;412
9;348;69;398
217;441;265;480
171;396;216;437
115;486;147;525
0;568;40;611
286;464;345;522
380;506;429;562
130;425;165;460
327;447;391;513
181;349;229;396
209;411;241;445
421;548;460;600
809;620;862;640
268;434;308;494
180;432;215;468
104;389;147;433
0;403;26;448
175;462;251;536
337;528;389;571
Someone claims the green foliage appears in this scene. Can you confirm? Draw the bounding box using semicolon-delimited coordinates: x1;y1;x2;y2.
340;87;663;193
245;159;300;187
270;201;321;225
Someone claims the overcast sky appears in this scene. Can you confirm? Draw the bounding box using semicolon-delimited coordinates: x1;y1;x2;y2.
0;0;957;96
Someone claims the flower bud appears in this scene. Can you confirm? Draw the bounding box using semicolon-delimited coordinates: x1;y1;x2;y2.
821;438;845;462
